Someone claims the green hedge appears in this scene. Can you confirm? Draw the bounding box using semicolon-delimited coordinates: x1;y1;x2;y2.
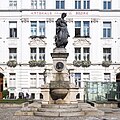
0;99;28;104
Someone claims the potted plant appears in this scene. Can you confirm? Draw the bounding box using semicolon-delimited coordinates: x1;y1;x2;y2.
7;60;17;67
81;60;91;67
37;60;46;67
73;60;82;67
29;60;37;67
102;61;112;67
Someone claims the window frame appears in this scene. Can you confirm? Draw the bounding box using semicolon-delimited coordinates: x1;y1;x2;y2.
9;48;17;60
103;48;111;61
75;73;81;88
103;0;111;10
56;0;65;9
83;0;90;9
103;22;111;38
75;0;81;9
9;21;17;38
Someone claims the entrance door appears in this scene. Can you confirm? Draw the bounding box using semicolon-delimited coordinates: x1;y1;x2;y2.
0;73;4;99
116;73;120;99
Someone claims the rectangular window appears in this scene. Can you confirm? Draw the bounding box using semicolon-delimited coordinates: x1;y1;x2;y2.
75;48;81;60
9;21;17;38
104;73;111;81
103;22;111;38
9;0;17;9
9;48;17;60
31;21;37;36
31;93;35;99
103;48;111;61
39;0;46;9
9;73;16;88
83;47;90;60
39;48;45;60
83;0;90;9
75;73;81;87
103;0;111;9
83;73;90;81
83;21;90;37
30;48;37;60
30;73;37;88
75;21;81;37
75;0;81;9
56;0;65;9
39;21;45;36
39;73;44;87
31;0;37;9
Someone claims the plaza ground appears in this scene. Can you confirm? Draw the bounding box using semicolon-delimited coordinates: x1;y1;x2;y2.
0;107;120;120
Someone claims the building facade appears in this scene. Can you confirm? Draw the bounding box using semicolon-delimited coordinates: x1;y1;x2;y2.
0;0;120;100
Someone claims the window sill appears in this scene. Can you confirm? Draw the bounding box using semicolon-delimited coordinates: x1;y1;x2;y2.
73;36;91;38
101;37;113;39
29;35;46;39
6;37;19;39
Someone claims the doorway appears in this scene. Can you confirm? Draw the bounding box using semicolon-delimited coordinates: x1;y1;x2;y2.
116;73;120;99
0;73;4;99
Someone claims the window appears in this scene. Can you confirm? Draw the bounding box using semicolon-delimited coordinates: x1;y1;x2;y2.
30;48;45;61
9;73;16;88
103;48;111;61
75;73;81;87
74;47;90;61
39;21;45;36
31;93;35;99
83;48;90;61
9;21;17;38
40;93;43;99
30;73;37;88
9;0;17;9
31;21;37;36
104;73;111;81
31;21;45;36
83;73;90;81
10;93;14;99
31;0;37;9
56;0;65;9
103;0;111;9
39;73;44;87
39;48;45;60
75;0;81;9
9;48;17;60
30;48;37;60
75;48;81;60
83;0;90;9
76;93;80;99
103;22;111;38
83;21;90;37
39;0;46;9
75;21;90;37
75;21;81;37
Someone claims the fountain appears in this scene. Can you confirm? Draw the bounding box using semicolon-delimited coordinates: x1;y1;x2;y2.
14;13;105;117
41;13;78;104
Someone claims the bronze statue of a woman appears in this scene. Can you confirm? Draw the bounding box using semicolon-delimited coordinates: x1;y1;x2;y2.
55;13;70;48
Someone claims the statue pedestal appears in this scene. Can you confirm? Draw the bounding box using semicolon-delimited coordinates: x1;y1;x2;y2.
41;48;78;104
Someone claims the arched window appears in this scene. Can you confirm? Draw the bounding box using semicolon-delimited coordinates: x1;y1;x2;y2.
40;93;43;99
76;93;80;99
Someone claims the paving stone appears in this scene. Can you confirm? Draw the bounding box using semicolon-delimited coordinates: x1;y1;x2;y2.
0;107;120;120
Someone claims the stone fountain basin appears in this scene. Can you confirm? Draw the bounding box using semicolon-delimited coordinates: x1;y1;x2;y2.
50;88;68;100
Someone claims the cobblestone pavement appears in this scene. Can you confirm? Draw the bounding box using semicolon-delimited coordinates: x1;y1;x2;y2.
0;108;120;120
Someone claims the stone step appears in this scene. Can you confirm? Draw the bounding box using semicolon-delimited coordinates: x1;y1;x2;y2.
34;111;84;117
37;107;82;112
41;104;78;108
